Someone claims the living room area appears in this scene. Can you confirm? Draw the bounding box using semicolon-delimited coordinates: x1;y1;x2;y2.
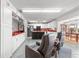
12;19;79;58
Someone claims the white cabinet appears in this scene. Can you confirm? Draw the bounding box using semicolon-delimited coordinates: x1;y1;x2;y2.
12;33;25;53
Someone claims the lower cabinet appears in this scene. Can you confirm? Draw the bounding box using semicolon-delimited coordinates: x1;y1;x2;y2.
12;33;25;54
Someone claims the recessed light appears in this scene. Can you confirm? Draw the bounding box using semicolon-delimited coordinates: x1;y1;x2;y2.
22;8;62;13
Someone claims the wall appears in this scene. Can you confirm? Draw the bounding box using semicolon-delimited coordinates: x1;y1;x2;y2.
1;0;13;57
1;0;26;57
28;21;57;30
57;6;79;32
28;23;46;28
0;0;1;57
47;21;57;29
78;24;79;28
24;20;27;38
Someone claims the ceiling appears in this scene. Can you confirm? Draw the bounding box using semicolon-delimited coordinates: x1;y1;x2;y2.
10;0;79;22
65;19;79;25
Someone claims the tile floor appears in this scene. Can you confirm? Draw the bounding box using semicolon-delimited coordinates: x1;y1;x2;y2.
64;41;79;58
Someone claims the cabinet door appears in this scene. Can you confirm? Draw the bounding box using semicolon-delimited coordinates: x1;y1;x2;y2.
12;33;25;54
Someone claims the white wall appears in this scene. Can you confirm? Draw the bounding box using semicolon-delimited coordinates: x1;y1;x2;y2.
24;20;27;38
57;6;79;32
28;21;57;29
1;0;13;57
78;24;79;28
1;0;26;57
0;0;1;57
28;23;47;28
47;21;57;29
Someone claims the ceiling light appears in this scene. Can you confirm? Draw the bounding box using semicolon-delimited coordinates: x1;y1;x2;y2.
22;8;62;13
